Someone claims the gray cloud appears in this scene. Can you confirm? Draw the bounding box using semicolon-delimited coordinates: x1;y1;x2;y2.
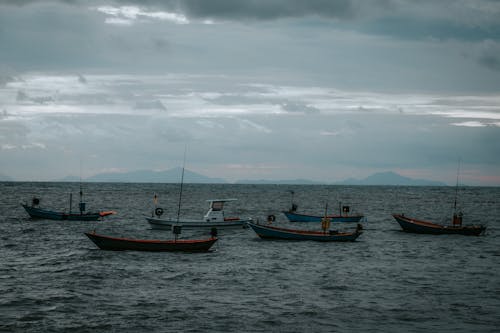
4;0;500;40
134;100;167;111
0;119;30;148
170;0;357;20
0;0;359;19
477;40;500;71
355;16;500;41
280;102;320;114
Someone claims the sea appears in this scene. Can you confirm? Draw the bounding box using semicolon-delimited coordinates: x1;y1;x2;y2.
1;182;499;333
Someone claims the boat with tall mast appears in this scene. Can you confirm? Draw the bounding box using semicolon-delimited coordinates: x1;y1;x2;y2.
21;183;115;221
282;190;364;223
249;204;363;241
146;148;252;229
147;198;252;229
392;161;486;236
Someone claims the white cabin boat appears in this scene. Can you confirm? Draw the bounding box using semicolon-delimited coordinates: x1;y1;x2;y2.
146;199;252;229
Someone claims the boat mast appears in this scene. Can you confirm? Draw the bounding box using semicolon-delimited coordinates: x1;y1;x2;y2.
69;192;73;214
290;190;296;212
79;160;85;214
453;159;461;214
176;146;187;223
321;203;330;233
452;159;462;227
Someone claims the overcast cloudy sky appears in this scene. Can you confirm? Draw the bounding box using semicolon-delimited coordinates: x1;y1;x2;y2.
1;0;499;185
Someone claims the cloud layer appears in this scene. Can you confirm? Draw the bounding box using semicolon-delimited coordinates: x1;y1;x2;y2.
0;1;499;185
1;73;499;184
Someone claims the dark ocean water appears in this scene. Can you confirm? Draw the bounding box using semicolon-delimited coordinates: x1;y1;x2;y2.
1;182;499;332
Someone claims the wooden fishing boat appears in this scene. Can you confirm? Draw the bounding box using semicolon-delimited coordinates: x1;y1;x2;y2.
21;194;115;221
85;231;217;252
392;214;486;236
392;161;486;236
247;221;362;241
146;199;252;229
283;191;364;223
22;204;115;221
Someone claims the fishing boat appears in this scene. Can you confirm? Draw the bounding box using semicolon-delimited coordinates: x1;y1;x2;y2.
21;191;115;221
392;161;486;236
392;214;486;236
248;221;362;241
85;231;217;252
146;198;252;229
282;191;364;223
283;210;364;223
147;150;251;229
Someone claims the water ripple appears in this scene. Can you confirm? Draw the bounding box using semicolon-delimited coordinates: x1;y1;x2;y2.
1;183;499;332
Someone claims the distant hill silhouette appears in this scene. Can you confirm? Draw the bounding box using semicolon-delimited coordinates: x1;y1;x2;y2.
58;175;81;182
336;171;447;186
0;173;14;181
53;169;446;185
83;167;226;183
235;178;322;185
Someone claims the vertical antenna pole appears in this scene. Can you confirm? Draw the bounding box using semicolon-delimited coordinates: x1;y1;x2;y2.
79;159;83;212
69;192;73;214
454;158;461;213
176;145;187;223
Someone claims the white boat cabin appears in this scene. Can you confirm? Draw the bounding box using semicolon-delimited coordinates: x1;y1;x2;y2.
204;199;237;222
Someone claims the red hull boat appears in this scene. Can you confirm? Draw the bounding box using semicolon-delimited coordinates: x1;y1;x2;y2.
392;214;486;236
85;232;217;252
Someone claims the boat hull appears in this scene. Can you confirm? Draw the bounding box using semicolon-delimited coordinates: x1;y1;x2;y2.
85;232;217;252
392;214;486;236
146;216;251;230
283;211;364;223
247;222;361;241
22;204;114;221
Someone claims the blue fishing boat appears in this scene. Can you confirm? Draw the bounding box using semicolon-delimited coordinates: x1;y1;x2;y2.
282;191;364;222
22;204;114;221
21;189;115;221
247;221;362;241
283;210;364;223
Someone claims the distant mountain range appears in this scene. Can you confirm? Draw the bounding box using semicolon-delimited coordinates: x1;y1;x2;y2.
75;167;225;184
0;173;14;181
235;178;323;185
335;171;447;186
80;168;445;186
236;171;446;186
2;169;447;186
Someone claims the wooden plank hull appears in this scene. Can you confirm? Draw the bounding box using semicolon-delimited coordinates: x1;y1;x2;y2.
392;214;486;236
247;222;361;241
22;204;114;221
146;216;251;230
283;211;364;223
85;232;217;252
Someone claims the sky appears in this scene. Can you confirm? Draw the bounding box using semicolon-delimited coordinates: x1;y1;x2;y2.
0;0;499;185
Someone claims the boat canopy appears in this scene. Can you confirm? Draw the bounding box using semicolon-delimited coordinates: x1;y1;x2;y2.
204;199;237;220
206;199;237;203
206;199;237;211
